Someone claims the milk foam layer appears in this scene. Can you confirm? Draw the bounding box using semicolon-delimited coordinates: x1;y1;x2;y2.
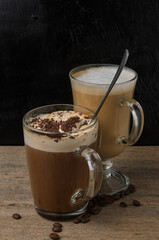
72;66;137;94
74;67;135;84
24;111;98;153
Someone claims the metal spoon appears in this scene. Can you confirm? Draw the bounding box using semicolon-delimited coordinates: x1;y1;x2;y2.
92;49;129;121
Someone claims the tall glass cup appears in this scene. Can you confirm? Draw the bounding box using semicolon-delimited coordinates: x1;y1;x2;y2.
23;104;103;219
70;64;144;195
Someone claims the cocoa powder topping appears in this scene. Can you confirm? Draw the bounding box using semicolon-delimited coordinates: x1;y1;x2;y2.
61;116;80;132
26;111;90;135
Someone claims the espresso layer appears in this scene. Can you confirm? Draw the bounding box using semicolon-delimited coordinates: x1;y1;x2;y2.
26;144;91;213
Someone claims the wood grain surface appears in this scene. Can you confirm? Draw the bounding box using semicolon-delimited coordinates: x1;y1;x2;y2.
0;146;159;240
0;1;159;145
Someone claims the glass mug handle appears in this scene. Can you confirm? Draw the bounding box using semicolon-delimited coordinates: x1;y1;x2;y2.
71;146;103;205
117;97;144;146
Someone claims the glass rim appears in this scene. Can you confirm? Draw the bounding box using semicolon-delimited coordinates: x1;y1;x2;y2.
23;103;98;135
69;64;138;86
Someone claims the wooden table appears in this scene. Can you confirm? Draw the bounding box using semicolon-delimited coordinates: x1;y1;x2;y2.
0;146;159;240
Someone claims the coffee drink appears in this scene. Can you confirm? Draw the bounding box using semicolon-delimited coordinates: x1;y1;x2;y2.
70;65;144;195
70;65;137;159
23;105;102;217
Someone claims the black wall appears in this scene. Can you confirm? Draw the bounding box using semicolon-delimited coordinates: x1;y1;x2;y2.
0;0;159;145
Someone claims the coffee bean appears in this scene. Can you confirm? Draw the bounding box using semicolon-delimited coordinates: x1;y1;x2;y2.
82;212;91;218
105;195;114;201
124;189;130;195
128;184;136;193
120;202;128;207
98;196;112;207
94;194;115;206
91;198;98;206
98;193;107;200
90;205;101;215
112;194;121;200
93;207;101;215
133;200;141;207
52;226;62;233
49;232;60;239
53;222;63;228
91;205;99;211
73;218;81;224
120;190;125;198
12;213;21;219
81;216;90;223
98;196;114;206
88;199;95;208
98;200;107;207
104;196;115;204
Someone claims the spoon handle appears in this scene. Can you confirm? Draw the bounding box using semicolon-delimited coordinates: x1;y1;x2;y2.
92;49;129;121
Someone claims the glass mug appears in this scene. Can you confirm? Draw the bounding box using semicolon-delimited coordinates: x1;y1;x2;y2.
70;64;144;195
23;104;103;219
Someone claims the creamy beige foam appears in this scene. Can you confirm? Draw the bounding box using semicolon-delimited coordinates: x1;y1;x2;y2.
24;111;98;153
72;66;136;95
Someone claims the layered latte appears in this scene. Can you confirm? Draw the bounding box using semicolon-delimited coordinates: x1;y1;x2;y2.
23;109;98;214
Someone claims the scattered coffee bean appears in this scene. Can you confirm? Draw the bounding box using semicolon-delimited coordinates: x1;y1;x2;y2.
88;200;94;208
49;232;60;239
91;198;98;206
112;194;121;200
53;222;63;228
98;200;107;207
47;183;137;239
12;213;21;219
52;226;62;233
128;184;136;193
120;190;125;198
98;193;106;200
93;207;101;215
104;196;115;204
73;218;81;224
124;188;130;195
97;195;114;207
82;212;91;218
90;205;101;215
120;202;128;207
133;200;141;207
81;216;90;223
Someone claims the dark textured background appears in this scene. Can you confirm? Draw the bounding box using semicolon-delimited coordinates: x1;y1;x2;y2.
0;0;159;145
